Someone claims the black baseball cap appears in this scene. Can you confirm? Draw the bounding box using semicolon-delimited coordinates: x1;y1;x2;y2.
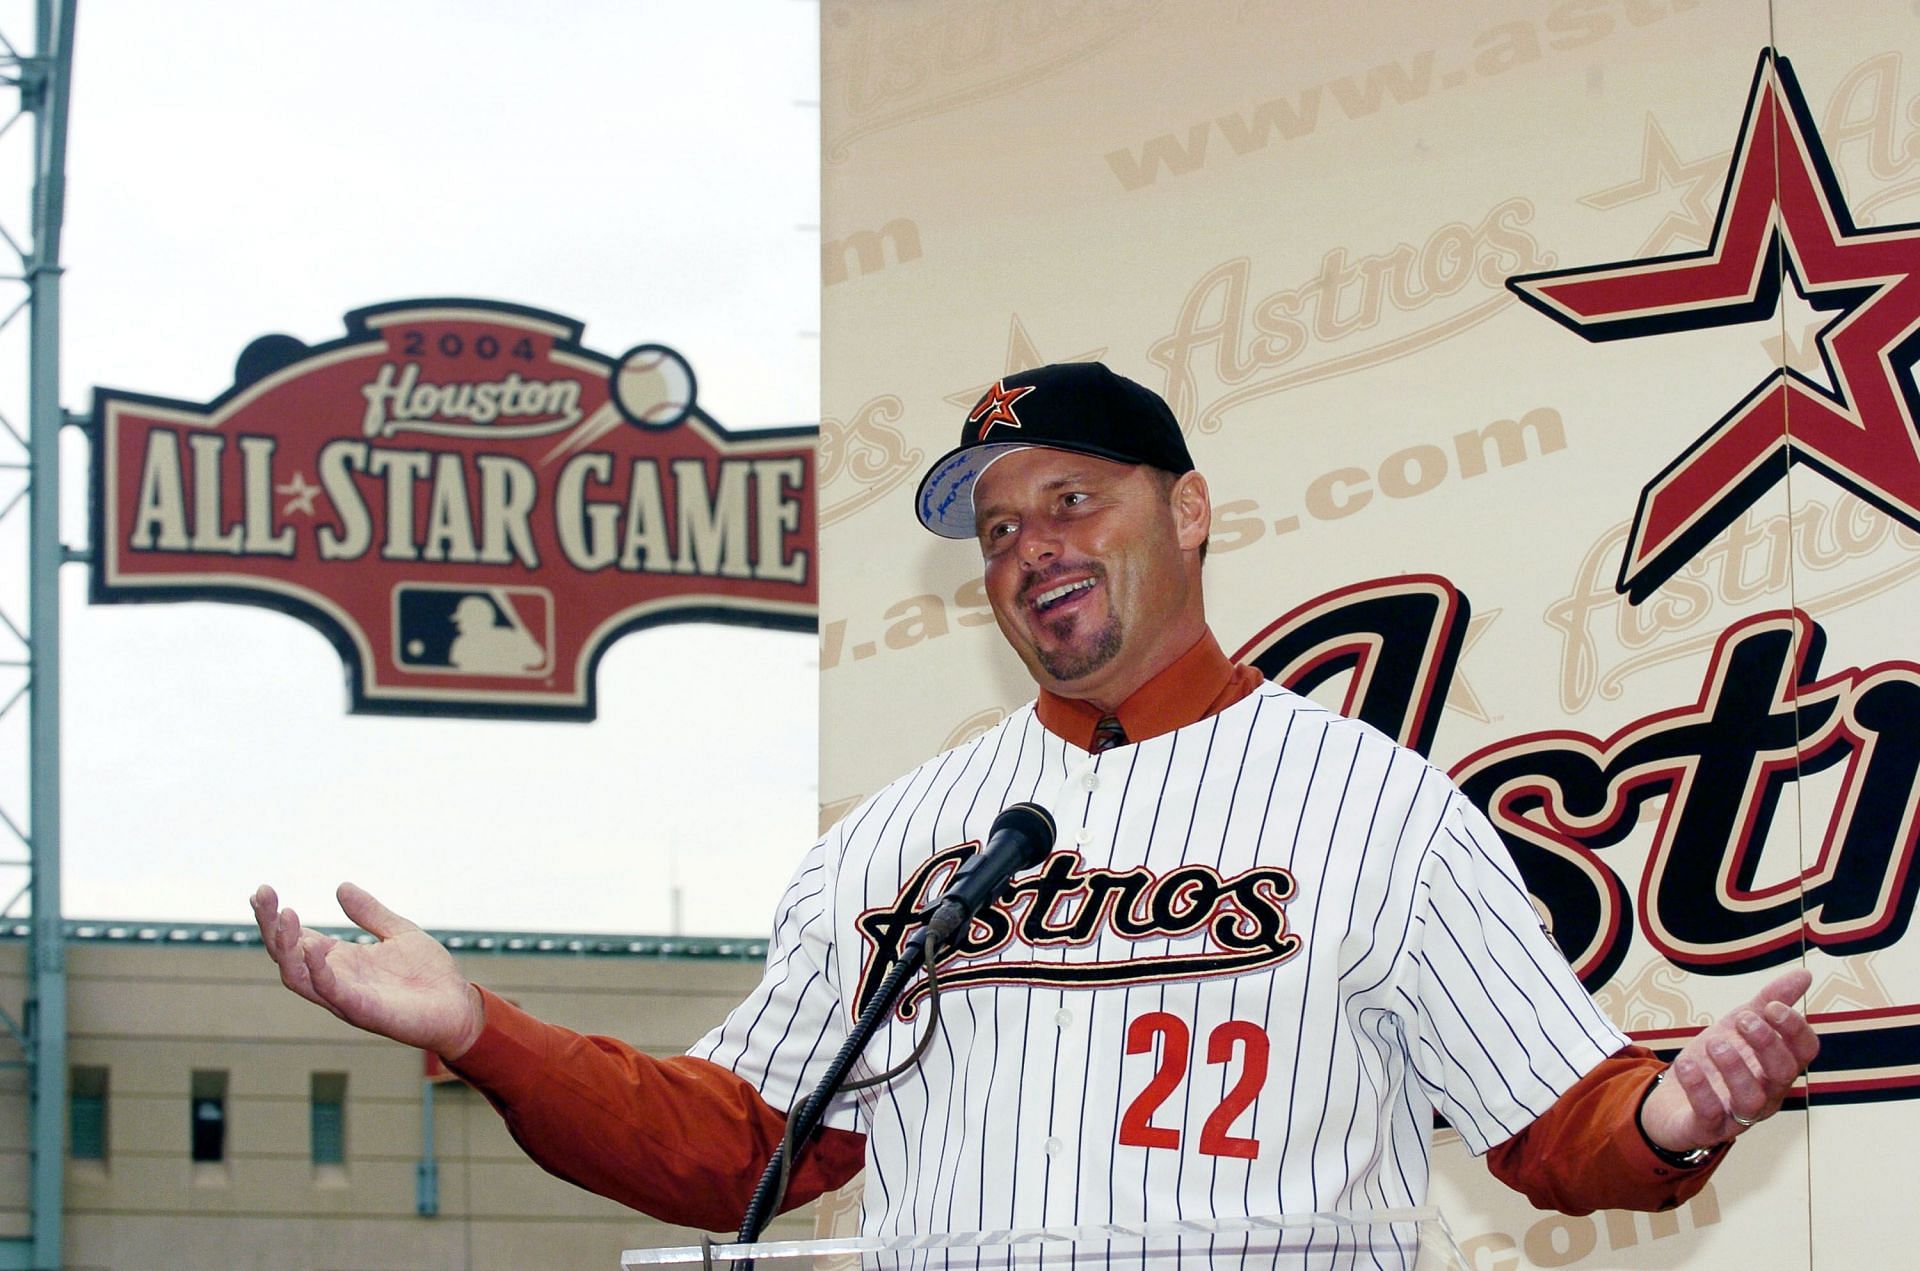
914;361;1194;538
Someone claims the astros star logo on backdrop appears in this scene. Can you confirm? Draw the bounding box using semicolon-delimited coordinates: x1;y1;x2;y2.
1510;49;1920;603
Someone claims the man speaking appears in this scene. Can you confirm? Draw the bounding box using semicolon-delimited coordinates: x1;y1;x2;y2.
253;362;1818;1247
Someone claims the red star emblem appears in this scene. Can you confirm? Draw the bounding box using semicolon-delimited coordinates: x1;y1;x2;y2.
966;379;1036;441
1510;51;1920;603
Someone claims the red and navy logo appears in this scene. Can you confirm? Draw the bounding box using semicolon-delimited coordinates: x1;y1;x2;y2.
1509;50;1920;604
89;299;817;720
966;379;1036;441
855;848;1300;1017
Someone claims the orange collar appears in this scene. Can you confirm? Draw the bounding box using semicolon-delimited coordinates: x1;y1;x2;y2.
1035;630;1263;751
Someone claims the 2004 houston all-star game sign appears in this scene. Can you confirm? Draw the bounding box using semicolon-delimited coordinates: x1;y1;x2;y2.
89;299;816;720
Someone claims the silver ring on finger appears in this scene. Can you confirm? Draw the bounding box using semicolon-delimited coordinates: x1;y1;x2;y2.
1730;1111;1758;1128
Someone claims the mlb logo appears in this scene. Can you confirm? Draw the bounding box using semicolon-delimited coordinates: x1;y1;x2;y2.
394;585;554;677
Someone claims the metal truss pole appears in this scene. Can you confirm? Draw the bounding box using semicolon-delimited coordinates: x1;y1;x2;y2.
19;2;75;1266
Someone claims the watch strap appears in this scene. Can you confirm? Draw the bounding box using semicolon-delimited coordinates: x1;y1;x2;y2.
1638;1067;1717;1168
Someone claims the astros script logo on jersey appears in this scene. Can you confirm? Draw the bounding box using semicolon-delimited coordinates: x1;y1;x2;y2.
1509;49;1920;603
854;845;1303;1016
90;299;817;719
966;379;1035;441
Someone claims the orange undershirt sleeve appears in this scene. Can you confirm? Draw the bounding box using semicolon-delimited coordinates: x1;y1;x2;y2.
445;987;867;1233
1484;1045;1728;1214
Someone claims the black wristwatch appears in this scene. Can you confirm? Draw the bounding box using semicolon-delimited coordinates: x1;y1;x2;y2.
1639;1068;1715;1168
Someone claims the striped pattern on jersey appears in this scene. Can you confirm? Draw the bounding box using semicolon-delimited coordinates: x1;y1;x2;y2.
688;682;1627;1258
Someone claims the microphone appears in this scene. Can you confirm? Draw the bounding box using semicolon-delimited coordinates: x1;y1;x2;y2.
731;801;1058;1258
909;801;1056;956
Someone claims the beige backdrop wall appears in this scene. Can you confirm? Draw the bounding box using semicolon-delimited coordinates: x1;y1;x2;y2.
819;2;1920;1265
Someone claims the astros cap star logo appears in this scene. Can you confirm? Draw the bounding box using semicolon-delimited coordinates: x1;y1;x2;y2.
967;379;1036;441
1509;50;1920;603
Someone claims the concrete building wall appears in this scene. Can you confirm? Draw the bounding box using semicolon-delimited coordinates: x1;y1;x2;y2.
0;932;806;1270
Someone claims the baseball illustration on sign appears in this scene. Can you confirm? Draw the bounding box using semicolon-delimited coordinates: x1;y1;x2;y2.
88;300;815;719
611;343;699;429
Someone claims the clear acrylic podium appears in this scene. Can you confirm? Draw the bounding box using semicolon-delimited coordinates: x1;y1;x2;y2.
621;1207;1468;1267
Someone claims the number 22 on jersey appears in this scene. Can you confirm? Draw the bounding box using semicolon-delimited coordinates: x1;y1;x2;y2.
1119;1012;1270;1159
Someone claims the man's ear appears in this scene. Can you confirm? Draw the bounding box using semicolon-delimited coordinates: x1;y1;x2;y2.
1171;470;1211;551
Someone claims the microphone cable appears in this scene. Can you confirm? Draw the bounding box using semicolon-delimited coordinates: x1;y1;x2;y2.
754;951;945;1233
731;802;1052;1263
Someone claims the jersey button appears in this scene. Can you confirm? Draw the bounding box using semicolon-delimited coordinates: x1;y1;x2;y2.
1053;1008;1073;1028
1043;1137;1064;1157
1082;773;1099;791
1075;826;1094;845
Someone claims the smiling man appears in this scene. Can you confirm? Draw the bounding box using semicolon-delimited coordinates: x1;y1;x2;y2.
950;368;1210;708
977;449;1202;695
254;361;1818;1253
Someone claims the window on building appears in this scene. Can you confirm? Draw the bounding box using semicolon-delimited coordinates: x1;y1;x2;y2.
190;1070;227;1163
69;1066;108;1161
310;1072;346;1167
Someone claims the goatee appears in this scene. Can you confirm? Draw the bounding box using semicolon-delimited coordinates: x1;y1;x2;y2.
1036;615;1124;683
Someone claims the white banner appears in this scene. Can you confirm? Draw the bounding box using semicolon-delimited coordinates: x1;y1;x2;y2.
820;2;1920;1262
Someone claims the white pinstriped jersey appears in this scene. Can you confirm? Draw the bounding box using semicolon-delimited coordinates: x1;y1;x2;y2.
690;682;1627;1257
